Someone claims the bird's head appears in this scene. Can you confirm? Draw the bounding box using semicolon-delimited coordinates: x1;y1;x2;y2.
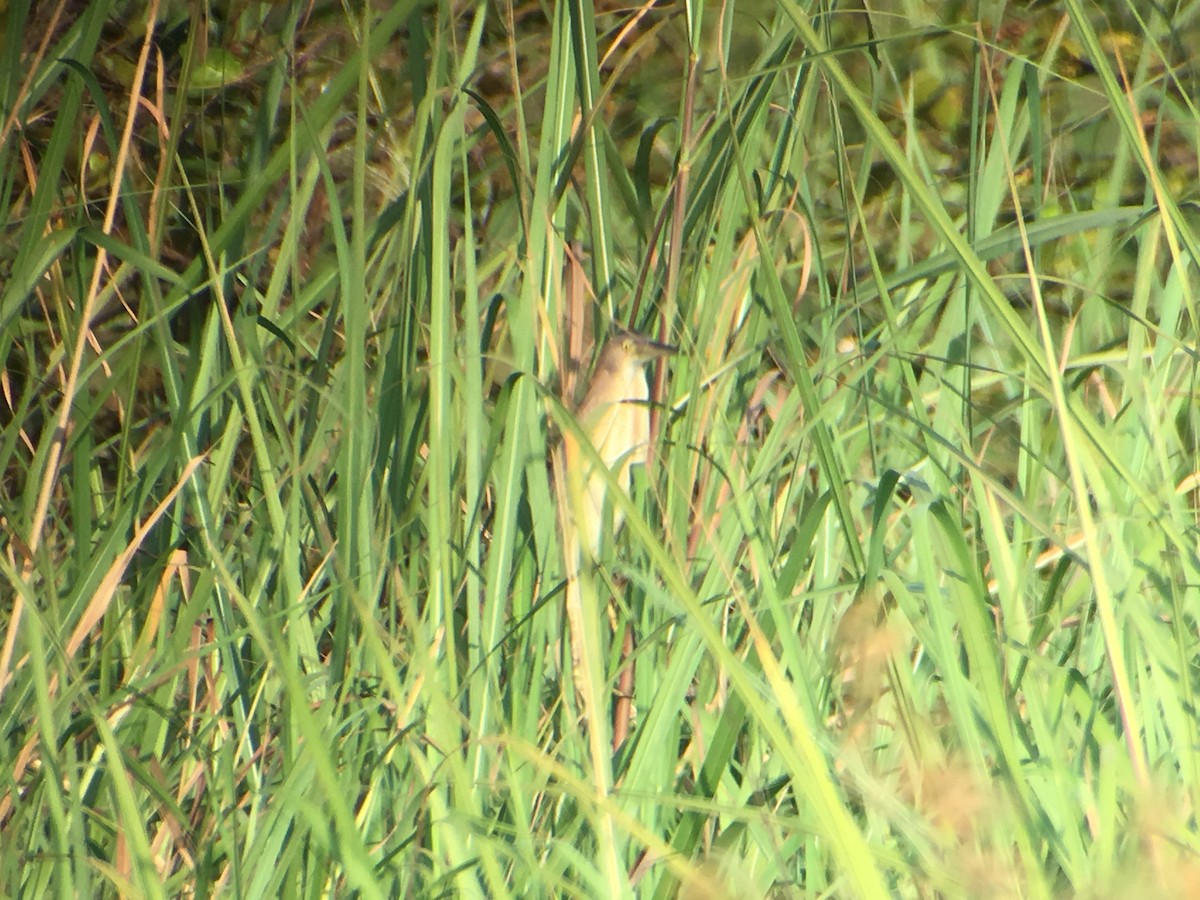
601;325;677;371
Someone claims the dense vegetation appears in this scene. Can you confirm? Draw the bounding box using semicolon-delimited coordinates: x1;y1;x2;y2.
3;1;1200;896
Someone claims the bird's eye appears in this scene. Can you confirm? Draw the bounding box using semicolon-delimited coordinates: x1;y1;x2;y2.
622;339;633;352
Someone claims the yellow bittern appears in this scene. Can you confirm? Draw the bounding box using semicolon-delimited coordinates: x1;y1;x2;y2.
553;325;675;895
563;326;677;559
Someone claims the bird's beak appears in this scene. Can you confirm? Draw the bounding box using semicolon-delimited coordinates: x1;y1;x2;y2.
641;338;677;357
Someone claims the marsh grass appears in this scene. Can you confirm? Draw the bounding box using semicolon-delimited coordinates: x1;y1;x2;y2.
3;1;1200;896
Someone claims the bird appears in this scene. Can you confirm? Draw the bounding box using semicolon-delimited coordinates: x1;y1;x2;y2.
552;324;676;894
562;325;677;560
547;326;676;897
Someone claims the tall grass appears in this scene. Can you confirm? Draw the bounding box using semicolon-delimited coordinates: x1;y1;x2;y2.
2;0;1199;896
